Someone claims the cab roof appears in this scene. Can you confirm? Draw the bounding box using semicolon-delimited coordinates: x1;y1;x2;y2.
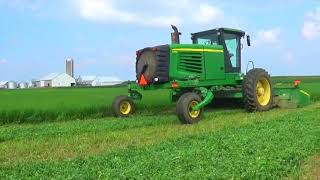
191;28;245;37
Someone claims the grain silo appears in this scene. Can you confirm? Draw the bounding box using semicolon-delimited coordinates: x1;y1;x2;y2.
8;81;17;89
66;58;74;78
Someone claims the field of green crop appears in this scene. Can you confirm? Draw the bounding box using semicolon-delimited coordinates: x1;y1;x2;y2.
0;76;319;178
0;87;172;124
0;76;319;124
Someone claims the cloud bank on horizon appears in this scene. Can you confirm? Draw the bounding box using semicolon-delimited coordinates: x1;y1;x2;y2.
0;0;319;81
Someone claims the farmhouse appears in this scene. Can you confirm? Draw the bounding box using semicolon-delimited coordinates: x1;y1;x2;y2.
35;73;76;88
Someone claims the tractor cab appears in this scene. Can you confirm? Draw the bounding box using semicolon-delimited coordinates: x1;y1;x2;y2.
191;28;247;73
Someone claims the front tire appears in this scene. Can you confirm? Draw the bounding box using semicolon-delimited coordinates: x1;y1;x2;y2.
112;96;135;117
176;92;203;124
243;68;273;112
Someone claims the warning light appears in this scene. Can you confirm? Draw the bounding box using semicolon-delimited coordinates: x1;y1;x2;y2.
171;82;179;89
294;80;301;88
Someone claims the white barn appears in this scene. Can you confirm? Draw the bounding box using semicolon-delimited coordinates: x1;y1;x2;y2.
36;73;76;88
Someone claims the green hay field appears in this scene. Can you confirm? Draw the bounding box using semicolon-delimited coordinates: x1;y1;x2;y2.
0;76;319;178
0;87;171;124
0;76;319;124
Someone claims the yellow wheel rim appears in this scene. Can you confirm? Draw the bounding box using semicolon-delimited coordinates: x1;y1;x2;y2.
188;100;200;118
256;77;271;106
119;101;131;115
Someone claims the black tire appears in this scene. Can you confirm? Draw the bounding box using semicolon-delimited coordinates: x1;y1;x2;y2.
243;68;273;112
176;92;203;124
112;96;135;117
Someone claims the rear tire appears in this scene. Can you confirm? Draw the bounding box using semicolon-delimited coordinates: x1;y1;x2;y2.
243;68;273;112
176;92;203;124
112;96;135;117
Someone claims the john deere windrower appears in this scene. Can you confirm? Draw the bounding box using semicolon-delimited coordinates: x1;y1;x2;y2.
112;25;311;124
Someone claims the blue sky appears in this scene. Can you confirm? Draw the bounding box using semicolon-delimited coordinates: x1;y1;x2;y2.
0;0;320;82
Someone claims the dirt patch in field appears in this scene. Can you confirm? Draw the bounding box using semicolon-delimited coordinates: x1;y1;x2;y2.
299;154;320;179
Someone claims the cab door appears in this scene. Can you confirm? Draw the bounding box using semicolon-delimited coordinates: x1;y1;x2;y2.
221;32;241;73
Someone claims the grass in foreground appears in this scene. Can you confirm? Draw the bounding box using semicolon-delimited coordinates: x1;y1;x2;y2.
0;102;319;179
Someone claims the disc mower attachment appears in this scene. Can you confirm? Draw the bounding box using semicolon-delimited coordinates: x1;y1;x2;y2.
273;82;311;109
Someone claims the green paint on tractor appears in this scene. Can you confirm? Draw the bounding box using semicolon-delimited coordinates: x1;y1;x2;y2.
112;25;311;124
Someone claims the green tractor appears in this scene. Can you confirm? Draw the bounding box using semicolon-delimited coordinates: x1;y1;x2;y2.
112;25;310;124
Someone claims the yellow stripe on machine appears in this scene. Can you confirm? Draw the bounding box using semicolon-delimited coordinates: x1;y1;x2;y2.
172;48;224;53
300;90;311;97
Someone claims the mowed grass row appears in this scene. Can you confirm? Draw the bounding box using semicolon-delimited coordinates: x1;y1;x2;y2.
0;77;319;124
0;102;319;178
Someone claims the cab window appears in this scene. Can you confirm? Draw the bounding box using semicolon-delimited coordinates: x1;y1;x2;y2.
224;33;240;69
195;34;219;45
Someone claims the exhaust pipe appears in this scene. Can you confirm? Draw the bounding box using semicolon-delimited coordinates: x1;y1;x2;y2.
171;25;181;44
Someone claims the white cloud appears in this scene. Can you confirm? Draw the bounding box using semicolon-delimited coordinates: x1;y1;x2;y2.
78;0;137;23
163;0;192;9
0;59;8;64
192;4;224;25
141;16;181;27
4;0;40;12
6;0;226;28
253;27;281;46
76;0;181;27
257;27;281;43
75;0;223;27
302;8;320;40
302;21;320;40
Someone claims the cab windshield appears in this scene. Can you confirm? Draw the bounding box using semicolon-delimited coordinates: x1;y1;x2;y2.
194;33;219;45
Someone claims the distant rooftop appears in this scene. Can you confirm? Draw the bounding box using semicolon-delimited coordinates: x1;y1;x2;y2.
0;81;8;86
79;75;122;82
38;73;61;81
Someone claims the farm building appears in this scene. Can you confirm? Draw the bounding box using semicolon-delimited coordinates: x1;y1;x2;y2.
0;81;18;89
76;76;123;87
27;82;34;88
35;73;76;88
76;76;96;86
6;81;18;89
0;81;8;89
18;82;28;89
93;76;123;86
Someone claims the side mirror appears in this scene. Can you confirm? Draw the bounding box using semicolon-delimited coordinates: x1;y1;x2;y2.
246;35;251;46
